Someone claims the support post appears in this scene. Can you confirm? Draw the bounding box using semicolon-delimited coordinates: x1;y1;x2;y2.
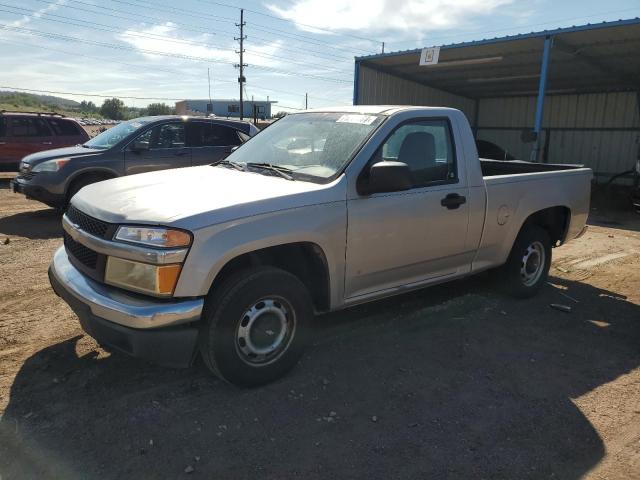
531;35;552;162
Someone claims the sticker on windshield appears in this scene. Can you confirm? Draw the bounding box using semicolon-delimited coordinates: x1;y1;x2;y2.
336;114;377;125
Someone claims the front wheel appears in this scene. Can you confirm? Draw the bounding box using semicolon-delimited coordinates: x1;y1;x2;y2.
502;224;552;298
199;267;313;387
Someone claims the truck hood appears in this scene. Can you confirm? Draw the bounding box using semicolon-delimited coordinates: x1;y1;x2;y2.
22;145;103;165
72;165;344;229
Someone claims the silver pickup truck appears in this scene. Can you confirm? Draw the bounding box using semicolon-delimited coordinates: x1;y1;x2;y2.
49;106;592;386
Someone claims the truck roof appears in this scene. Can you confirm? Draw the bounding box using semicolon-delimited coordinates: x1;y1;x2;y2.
300;105;460;115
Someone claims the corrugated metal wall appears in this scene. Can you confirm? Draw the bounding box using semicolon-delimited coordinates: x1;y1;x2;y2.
356;65;639;183
476;92;640;181
357;65;477;121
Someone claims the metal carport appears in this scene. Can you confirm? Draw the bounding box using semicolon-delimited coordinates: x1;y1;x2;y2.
353;18;640;184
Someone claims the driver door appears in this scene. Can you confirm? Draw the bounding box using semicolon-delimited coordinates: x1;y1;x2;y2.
124;122;191;175
345;119;471;299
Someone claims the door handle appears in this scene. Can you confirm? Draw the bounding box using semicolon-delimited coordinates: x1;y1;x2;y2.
440;193;467;210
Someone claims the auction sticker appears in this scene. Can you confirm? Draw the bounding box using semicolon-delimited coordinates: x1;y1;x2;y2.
336;114;378;125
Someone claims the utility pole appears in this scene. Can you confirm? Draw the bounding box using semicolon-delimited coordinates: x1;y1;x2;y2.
305;93;308;110
207;67;212;115
235;9;247;120
381;42;385;54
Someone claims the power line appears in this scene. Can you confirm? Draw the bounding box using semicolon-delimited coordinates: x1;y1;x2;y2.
30;0;354;62
0;23;351;83
0;4;352;74
193;0;382;45
246;22;375;55
108;0;375;56
0;37;352;105
111;0;236;24
0;85;316;112
0;85;186;101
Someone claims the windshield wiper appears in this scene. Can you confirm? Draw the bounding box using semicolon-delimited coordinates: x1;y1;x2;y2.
246;162;294;180
217;160;245;171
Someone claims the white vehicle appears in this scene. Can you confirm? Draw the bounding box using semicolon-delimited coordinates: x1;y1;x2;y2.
49;106;592;386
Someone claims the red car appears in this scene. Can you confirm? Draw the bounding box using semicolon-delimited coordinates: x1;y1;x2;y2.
0;111;89;170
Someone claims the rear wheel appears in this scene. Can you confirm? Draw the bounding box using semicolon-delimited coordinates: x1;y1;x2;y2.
199;267;312;387
502;224;552;298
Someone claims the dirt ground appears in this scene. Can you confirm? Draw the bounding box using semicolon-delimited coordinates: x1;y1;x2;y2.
0;183;638;479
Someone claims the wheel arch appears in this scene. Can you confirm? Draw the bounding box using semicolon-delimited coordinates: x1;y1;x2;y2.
519;205;572;247
208;241;332;313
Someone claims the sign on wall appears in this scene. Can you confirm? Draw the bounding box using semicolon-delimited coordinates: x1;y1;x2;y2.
419;47;440;66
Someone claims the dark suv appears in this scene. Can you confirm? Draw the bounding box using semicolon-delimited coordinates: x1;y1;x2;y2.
11;115;259;209
0;111;90;170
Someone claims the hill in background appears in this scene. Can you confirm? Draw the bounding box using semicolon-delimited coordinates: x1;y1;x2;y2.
0;91;86;116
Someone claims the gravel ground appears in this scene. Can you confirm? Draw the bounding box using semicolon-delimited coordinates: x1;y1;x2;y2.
0;184;639;479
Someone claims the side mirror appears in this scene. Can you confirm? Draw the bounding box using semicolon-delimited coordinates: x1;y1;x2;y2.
364;161;412;195
130;141;149;153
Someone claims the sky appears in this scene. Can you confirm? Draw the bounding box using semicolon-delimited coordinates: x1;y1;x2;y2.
0;0;639;112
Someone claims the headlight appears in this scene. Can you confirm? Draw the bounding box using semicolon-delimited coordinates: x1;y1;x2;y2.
114;226;192;248
32;159;69;172
105;257;182;296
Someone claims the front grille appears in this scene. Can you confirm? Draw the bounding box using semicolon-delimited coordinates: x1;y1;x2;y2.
64;231;98;269
17;172;36;181
66;205;111;238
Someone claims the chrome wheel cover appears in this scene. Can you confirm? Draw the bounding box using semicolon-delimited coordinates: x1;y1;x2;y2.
235;298;295;365
520;240;546;287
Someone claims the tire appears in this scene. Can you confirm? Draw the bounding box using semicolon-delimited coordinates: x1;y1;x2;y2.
199;266;313;387
502;224;552;298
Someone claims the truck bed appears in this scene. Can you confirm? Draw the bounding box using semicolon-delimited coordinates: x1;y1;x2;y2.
480;158;585;177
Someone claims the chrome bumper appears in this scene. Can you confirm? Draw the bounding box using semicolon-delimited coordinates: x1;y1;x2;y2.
49;247;204;329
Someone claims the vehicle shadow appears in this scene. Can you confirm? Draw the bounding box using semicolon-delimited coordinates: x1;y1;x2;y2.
1;274;638;479
0;208;62;239
589;186;640;233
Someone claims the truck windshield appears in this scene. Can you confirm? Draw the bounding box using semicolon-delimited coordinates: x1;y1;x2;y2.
83;119;148;149
225;112;384;181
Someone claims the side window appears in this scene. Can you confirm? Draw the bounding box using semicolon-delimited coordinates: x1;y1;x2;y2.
377;120;456;187
0;118;6;137
10;117;51;137
137;123;185;149
187;123;241;147
133;127;153;148
48;119;81;136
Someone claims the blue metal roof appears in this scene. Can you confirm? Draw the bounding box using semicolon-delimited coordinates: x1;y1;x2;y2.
355;17;640;61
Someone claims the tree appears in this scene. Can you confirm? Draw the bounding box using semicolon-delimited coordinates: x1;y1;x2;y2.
273;111;288;118
79;100;98;114
146;103;173;116
100;98;125;120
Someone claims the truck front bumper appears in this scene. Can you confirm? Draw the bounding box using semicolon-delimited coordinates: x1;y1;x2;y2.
48;247;204;368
